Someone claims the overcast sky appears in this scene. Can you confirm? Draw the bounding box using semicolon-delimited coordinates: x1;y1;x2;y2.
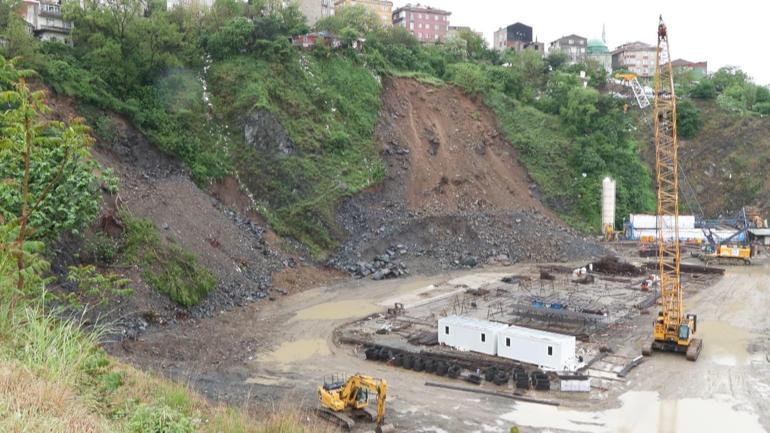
393;0;770;86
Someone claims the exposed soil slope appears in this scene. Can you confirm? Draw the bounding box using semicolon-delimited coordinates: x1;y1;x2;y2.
41;89;303;333
332;78;603;273
382;79;547;215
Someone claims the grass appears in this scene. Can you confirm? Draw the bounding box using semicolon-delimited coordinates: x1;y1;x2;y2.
120;211;216;307
0;299;332;433
208;53;384;256
388;69;446;86
484;92;595;231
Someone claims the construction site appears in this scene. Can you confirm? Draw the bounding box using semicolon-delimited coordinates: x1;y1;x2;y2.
93;14;770;433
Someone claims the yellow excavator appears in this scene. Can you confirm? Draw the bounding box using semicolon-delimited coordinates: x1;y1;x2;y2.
641;16;702;361
317;374;396;432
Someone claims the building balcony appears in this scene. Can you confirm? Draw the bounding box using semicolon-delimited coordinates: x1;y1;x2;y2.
37;22;72;33
39;4;62;16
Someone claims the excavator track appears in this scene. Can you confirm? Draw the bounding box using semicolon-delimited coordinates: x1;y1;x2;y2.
315;408;355;431
686;338;703;361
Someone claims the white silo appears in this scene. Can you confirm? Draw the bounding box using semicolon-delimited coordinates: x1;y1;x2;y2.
601;177;616;237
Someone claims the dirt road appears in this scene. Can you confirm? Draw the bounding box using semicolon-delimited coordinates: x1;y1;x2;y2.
113;257;770;433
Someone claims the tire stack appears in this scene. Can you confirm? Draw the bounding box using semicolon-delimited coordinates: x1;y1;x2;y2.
492;370;510;386
530;370;550;391
364;346;465;380
513;367;530;389
484;366;498;382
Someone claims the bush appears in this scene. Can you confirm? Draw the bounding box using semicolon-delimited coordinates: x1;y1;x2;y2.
445;63;488;96
754;102;770;115
127;404;195;433
690;79;716;99
121;212;216;307
84;232;120;264
676;99;701;138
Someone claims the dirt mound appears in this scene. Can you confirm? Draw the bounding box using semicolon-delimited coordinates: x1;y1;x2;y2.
379;78;546;216
331;78;603;273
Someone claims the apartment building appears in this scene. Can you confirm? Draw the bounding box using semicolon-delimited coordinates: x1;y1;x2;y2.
392;3;450;42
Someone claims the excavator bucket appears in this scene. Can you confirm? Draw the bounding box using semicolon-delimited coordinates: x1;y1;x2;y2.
377;423;396;433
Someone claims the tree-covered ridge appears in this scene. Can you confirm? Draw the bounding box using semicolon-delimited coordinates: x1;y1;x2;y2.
4;0;762;247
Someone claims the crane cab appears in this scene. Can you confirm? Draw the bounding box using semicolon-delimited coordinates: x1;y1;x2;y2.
645;313;701;361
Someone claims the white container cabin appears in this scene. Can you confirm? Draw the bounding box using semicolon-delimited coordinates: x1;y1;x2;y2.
437;315;509;356
497;325;577;371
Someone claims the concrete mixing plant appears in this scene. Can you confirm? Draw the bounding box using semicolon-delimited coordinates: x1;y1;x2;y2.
602;177;616;240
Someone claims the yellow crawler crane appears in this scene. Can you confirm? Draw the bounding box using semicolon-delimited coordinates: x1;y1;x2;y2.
641;16;702;361
317;374;395;432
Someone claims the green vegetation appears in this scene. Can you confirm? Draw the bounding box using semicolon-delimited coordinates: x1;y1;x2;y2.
1;0;654;246
0;58;108;241
686;66;770;116
676;99;701;139
120;211;216;307
204;6;384;254
0;64;326;433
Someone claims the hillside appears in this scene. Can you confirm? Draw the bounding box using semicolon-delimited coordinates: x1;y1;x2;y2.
331;77;602;273
679;100;770;217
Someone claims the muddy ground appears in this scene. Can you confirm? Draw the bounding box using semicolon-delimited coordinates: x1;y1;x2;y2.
109;247;770;433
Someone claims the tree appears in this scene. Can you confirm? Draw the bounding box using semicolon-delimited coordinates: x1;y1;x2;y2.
711;66;749;92
690;78;716;99
560;86;599;134
1;15;39;62
315;4;380;35
676;99;701;138
0;59;100;294
545;50;568;70
539;71;580;114
453;28;486;60
206;16;254;59
506;49;547;102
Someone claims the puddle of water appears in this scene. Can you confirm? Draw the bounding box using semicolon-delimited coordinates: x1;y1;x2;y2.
258;338;330;363
291;300;380;321
500;391;766;433
697;320;753;366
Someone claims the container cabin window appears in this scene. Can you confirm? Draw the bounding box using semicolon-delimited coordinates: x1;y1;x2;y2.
548;346;553;356
506;337;511;347
481;333;486;342
444;326;449;335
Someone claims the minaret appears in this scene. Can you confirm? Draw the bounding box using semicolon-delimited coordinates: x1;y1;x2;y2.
602;23;606;44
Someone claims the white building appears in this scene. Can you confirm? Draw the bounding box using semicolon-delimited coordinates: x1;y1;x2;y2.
438;315;509;356
19;0;72;43
625;214;745;243
295;0;334;26
549;34;587;64
166;0;214;10
497;325;577;371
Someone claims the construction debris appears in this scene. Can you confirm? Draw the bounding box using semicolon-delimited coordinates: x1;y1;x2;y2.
591;256;644;276
617;355;645;378
345;245;411;280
